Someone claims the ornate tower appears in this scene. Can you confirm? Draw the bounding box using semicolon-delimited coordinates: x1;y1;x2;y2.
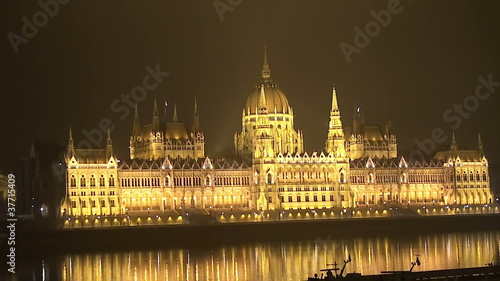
326;85;346;158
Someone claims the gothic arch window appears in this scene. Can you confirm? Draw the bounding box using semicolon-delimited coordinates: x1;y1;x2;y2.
368;173;374;184
70;175;76;187
165;176;170;187
267;173;273;184
90;175;96;187
100;175;105;186
80;175;86;187
205;176;211;186
401;173;407;183
483;171;487;181
109;175;115;187
339;173;345;183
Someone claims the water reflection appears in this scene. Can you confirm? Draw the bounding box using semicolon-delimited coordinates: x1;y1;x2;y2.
18;231;500;281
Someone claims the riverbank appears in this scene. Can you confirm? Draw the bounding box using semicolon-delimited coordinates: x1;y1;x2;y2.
8;213;500;254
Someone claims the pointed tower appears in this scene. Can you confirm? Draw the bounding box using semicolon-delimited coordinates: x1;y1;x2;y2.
258;84;268;114
478;133;484;158
152;96;160;133
326;85;346;158
262;46;271;82
106;128;113;160
451;132;458;157
191;97;205;159
133;103;141;137
192;97;200;132
172;103;179;123
67;127;75;159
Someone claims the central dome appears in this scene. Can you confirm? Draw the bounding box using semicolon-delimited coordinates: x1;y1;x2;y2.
245;82;290;115
244;47;291;115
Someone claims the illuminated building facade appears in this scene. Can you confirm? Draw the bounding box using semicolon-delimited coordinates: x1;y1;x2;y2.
62;49;493;217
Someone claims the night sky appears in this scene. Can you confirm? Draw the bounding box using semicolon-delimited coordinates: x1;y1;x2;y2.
1;0;500;173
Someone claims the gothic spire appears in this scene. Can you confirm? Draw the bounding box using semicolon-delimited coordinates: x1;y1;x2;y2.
258;84;268;113
478;133;484;157
331;85;340;114
67;127;75;157
173;103;178;122
152;95;160;132
193;97;200;132
262;46;271;81
106;128;113;159
133;103;141;136
451;132;458;155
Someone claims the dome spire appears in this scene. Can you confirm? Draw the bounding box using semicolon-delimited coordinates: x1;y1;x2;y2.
262;46;271;81
173;103;178;122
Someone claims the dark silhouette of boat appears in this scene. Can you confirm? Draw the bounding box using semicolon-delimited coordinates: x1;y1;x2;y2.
307;256;500;281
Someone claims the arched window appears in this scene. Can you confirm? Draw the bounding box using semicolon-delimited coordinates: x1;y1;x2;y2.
368;173;374;184
80;175;86;187
90;175;96;187
402;173;407;183
70;175;76;187
205;176;211;186
100;175;105;186
339;173;345;183
109;175;115;187
267;173;273;184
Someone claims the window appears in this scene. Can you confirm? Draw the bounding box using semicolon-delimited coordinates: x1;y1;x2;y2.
340;173;345;183
288;195;293;202
80;175;86;187
90;191;96;196
297;195;301;202
101;200;106;207
70;175;76;187
109;175;115;187
81;201;87;208
110;191;115;196
70;191;77;196
341;195;345;201
91;200;96;208
90;175;96;187
281;196;284;202
313;195;318;202
305;195;310;202
268;196;273;203
205;176;211;186
330;195;334;201
100;191;105;196
71;201;76;208
80;191;86;196
267;173;273;184
100;175;105;186
110;200;115;207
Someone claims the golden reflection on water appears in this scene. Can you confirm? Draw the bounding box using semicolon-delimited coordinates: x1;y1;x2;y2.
62;231;500;281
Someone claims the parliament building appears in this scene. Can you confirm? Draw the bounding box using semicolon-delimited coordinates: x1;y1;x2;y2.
62;49;493;218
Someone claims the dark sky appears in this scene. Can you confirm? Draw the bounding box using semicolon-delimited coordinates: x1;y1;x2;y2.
1;0;500;172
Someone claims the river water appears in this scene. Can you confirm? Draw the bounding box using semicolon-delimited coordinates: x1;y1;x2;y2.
9;230;500;281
